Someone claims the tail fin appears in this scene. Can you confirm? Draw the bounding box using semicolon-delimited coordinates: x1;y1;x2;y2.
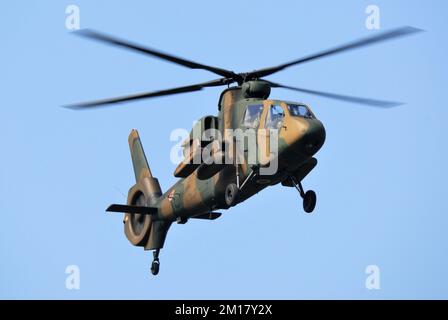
124;129;171;251
128;129;162;202
129;129;153;182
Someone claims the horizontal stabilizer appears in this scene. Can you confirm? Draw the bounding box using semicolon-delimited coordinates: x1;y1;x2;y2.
106;204;158;215
191;212;222;220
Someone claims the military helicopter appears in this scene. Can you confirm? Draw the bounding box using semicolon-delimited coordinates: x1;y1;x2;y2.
66;26;421;275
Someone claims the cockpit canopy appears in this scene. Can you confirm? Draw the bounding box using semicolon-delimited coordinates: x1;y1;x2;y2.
241;101;315;129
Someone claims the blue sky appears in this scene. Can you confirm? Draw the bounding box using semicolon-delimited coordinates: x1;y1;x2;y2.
1;0;447;299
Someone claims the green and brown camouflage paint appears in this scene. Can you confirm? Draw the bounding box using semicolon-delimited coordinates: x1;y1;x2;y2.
124;85;325;251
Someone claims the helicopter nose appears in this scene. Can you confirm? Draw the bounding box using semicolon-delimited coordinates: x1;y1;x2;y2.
302;119;326;155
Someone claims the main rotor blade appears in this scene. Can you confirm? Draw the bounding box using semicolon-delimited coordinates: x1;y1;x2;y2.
64;78;231;109
266;81;402;108
75;29;240;80
248;26;423;79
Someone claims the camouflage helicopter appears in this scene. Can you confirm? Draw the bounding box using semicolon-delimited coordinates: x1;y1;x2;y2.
67;26;421;275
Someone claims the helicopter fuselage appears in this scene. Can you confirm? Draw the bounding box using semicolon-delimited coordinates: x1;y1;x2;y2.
153;86;326;222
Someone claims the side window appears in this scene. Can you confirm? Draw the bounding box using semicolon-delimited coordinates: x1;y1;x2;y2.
266;104;285;129
288;104;314;119
242;104;263;128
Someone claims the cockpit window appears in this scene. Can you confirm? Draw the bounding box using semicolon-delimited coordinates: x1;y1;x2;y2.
288;104;314;119
266;104;285;129
242;104;263;128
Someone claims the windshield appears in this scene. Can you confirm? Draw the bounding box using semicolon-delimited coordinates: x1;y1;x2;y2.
242;104;264;128
287;104;314;119
266;104;285;129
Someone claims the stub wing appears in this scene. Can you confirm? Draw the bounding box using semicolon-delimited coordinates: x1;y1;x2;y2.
191;212;222;220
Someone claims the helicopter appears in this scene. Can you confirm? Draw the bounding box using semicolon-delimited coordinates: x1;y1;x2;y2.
66;26;421;275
